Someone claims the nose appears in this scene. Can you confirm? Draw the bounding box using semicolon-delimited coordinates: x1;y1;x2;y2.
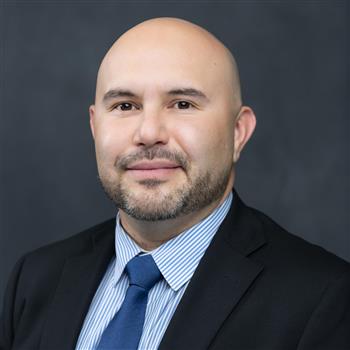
132;107;169;147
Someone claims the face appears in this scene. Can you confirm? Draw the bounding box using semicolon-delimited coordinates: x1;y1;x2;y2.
90;34;238;221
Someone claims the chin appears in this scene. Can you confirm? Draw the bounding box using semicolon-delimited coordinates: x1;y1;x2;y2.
121;196;185;221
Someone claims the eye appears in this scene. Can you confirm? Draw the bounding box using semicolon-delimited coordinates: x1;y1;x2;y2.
174;101;194;109
113;102;138;111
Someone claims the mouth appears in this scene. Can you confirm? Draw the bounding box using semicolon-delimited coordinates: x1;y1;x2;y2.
126;160;182;180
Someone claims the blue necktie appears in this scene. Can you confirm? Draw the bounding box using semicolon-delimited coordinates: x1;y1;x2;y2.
96;254;162;350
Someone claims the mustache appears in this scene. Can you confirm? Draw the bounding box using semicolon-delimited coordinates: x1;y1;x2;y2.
116;147;190;171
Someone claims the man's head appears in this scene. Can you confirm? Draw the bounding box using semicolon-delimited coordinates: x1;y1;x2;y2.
90;17;256;221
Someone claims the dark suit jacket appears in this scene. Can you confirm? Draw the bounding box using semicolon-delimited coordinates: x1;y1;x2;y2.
1;191;350;350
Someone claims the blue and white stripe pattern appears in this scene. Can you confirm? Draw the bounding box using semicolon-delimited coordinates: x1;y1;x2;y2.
76;192;233;349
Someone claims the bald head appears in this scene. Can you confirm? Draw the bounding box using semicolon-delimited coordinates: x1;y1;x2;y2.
95;17;241;110
89;17;256;227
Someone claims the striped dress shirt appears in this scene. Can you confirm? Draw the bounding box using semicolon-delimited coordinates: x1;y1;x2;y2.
76;192;233;349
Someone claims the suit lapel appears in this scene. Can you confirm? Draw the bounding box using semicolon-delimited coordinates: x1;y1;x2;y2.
39;221;115;350
38;192;266;350
159;192;267;350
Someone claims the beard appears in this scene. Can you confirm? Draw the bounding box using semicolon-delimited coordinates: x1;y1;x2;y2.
98;147;232;221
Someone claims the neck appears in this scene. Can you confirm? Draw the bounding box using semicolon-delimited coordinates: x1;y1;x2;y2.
119;181;234;251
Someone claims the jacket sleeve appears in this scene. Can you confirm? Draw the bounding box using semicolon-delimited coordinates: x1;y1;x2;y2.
0;255;26;350
297;268;350;350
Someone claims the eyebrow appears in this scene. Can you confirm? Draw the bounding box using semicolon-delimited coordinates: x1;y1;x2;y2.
167;88;209;101
102;87;209;104
103;89;136;103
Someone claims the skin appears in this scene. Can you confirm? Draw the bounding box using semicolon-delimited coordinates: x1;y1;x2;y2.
90;17;256;250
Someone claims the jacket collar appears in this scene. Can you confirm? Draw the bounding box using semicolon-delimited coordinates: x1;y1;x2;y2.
159;190;267;349
39;219;116;350
40;190;267;349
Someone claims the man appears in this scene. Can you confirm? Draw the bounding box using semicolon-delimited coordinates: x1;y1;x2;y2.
1;17;349;350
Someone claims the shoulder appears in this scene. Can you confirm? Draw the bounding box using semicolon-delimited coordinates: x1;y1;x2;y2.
0;218;116;347
5;218;116;313
18;218;115;274
247;205;350;280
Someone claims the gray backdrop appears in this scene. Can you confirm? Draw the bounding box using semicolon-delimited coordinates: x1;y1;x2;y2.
1;0;349;309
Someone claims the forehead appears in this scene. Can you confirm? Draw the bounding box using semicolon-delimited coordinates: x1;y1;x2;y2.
97;40;232;99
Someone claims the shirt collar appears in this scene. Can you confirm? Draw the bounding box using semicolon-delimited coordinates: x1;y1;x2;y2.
114;192;233;291
113;217;143;284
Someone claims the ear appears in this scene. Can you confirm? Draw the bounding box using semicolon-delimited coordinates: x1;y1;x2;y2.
233;106;256;163
89;105;96;140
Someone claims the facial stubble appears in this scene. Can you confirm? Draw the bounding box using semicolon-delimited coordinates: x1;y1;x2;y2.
98;147;233;221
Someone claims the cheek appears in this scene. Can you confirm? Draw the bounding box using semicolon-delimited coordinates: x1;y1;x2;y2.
172;118;234;170
94;121;130;165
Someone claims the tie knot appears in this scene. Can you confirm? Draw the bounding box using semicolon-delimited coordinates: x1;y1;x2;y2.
125;254;162;291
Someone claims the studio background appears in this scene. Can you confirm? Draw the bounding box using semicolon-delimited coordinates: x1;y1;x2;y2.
1;0;349;311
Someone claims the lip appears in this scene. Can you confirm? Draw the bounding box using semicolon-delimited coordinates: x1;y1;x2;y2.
126;161;182;180
126;160;180;170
